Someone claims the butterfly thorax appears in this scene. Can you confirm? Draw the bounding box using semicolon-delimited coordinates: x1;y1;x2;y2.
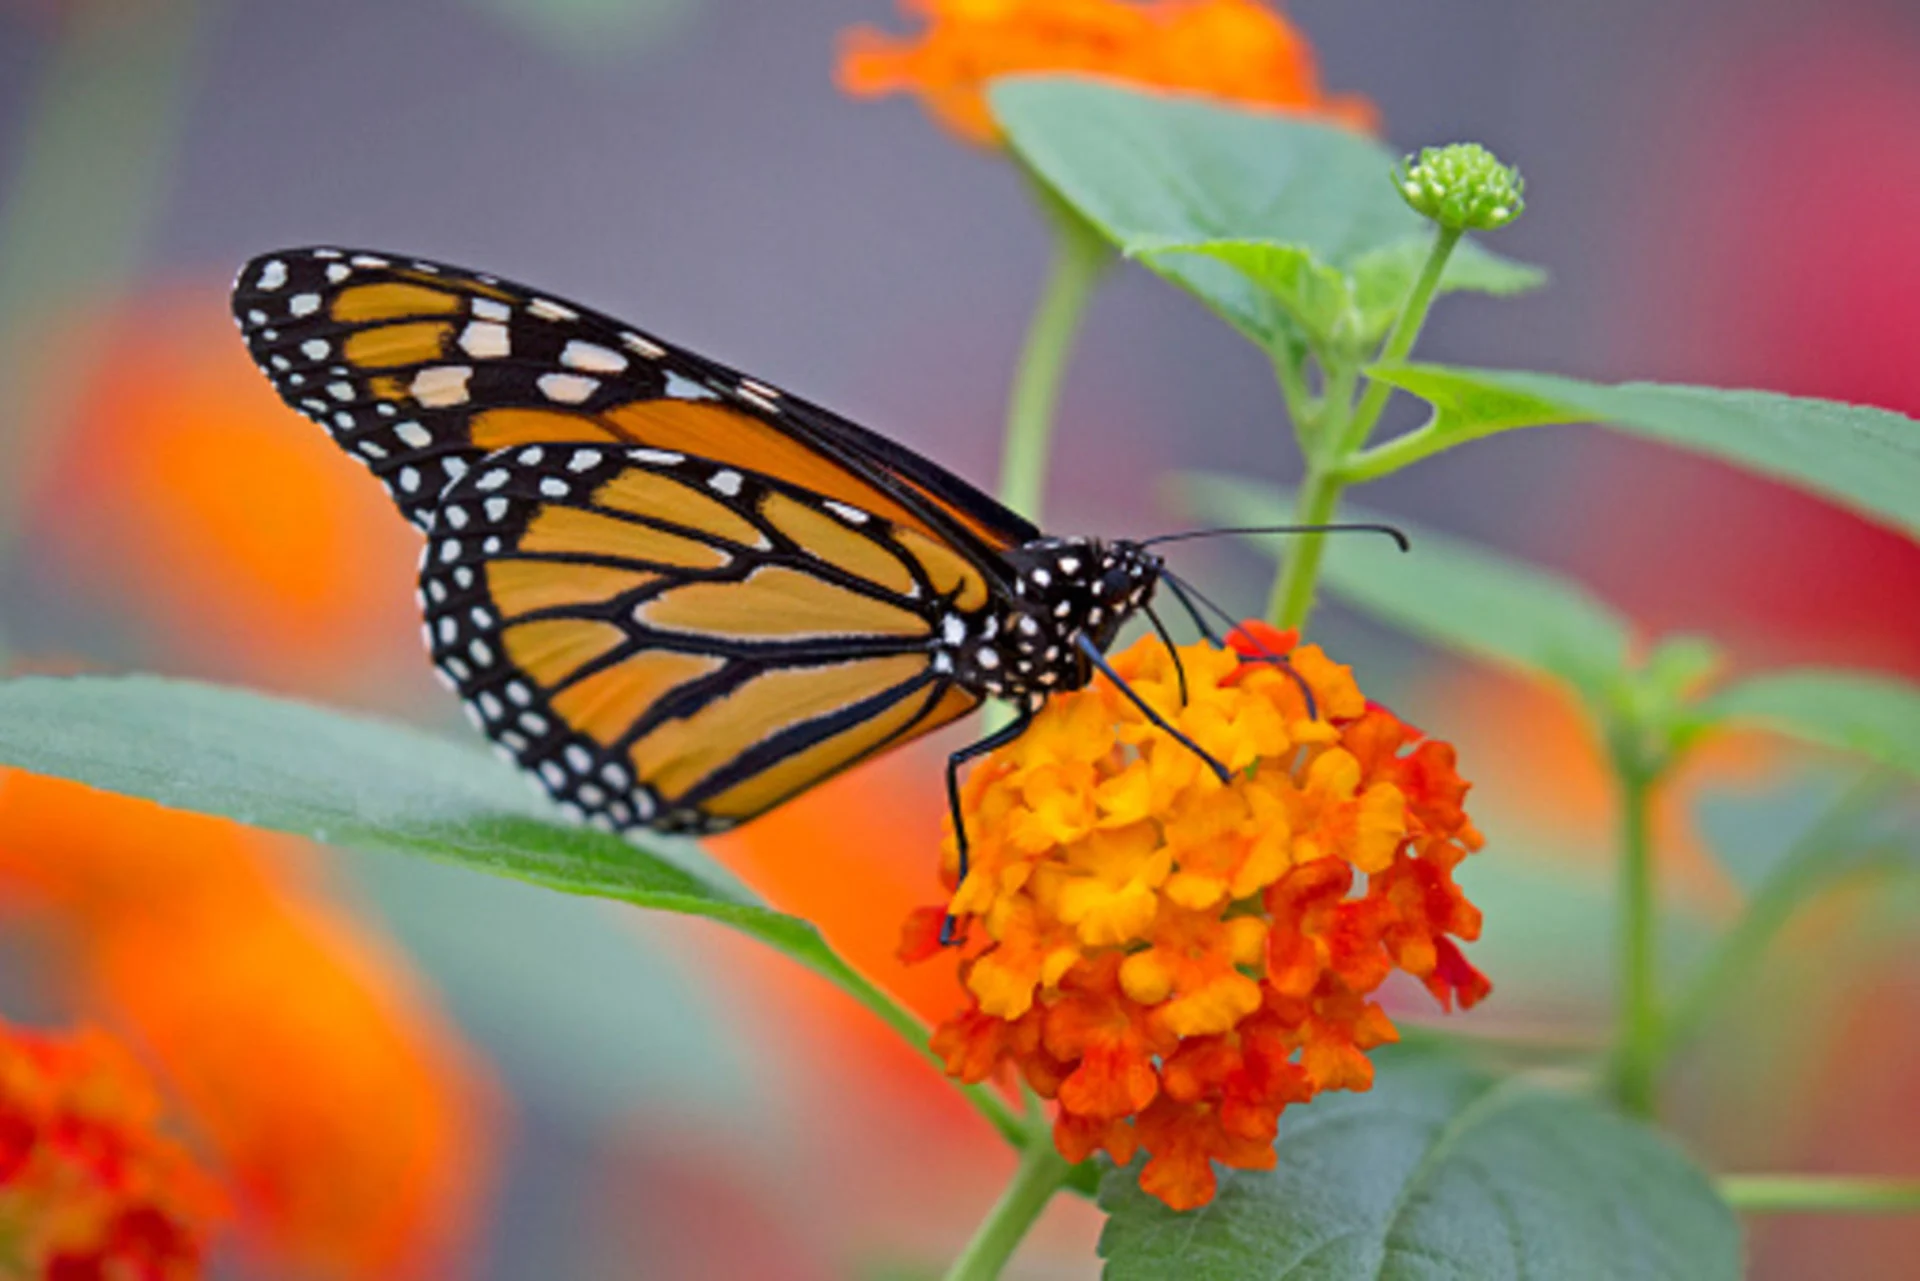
947;537;1161;701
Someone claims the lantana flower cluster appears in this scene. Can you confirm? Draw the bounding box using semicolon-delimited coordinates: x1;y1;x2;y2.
0;1016;222;1277
838;0;1377;146
905;624;1490;1210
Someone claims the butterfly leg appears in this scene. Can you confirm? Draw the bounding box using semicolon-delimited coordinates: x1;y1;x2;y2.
1074;634;1232;784
1156;570;1319;721
940;705;1037;946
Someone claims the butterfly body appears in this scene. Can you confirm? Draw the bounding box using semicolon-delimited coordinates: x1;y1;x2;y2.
232;248;1169;841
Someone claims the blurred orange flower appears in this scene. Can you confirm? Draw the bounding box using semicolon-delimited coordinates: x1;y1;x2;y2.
0;1015;222;1279
913;623;1487;1209
33;286;420;694
837;0;1377;145
0;771;497;1277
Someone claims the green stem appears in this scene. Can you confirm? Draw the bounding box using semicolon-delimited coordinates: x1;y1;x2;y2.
1660;774;1897;1061
807;948;1026;1150
996;215;1108;525
943;1127;1074;1281
1342;226;1461;452
1264;362;1355;629
1263;227;1463;630
1608;763;1662;1117
1338;420;1448;484
1721;1176;1920;1215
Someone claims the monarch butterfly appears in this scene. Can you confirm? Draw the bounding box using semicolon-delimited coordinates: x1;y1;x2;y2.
231;248;1397;906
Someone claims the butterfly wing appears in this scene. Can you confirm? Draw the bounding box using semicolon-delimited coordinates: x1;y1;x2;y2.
419;442;986;833
231;247;1038;565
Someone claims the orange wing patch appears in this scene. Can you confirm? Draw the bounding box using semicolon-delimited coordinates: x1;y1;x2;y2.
472;408;620;451
593;469;765;547
550;651;723;746
759;493;916;596
330;281;464;322
699;680;979;821
487;560;657;620
629;655;927;801
895;527;990;611
501;618;627;689
518;507;731;568
597;400;945;539
343;321;452;368
635;566;929;641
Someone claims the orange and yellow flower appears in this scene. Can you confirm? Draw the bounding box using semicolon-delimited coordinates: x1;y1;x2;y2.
0;1016;223;1278
837;0;1377;146
911;622;1488;1210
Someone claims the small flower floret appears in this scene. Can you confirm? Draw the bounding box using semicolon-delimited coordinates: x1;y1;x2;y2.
1396;142;1526;232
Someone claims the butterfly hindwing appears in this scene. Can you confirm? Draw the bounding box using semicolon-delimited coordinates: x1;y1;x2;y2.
417;443;985;832
231;247;1036;562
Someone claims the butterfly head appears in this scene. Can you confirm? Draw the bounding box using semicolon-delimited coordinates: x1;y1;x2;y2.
955;537;1160;700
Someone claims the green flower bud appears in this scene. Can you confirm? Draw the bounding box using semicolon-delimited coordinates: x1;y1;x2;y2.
1394;143;1525;232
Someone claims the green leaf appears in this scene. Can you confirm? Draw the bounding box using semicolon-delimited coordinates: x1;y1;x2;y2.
1362;365;1920;541
0;673;1037;1151
991;77;1543;354
1178;472;1633;689
0;674;837;962
1098;1047;1740;1280
1706;669;1920;779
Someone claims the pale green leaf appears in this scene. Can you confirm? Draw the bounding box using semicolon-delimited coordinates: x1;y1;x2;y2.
1365;365;1920;540
991;77;1543;353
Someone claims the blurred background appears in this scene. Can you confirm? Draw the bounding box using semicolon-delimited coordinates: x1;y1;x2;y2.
1;0;1916;1276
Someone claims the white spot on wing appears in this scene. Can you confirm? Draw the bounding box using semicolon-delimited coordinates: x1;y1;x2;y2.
823;501;869;525
412;365;472;407
394;421;432;448
707;470;743;496
560;340;627;373
664;371;717;401
301;339;329;360
256;260;288;290
621;331;666;359
459;321;510;359
537;372;599;404
472;297;511;321
529;297;578;321
289;293;321;317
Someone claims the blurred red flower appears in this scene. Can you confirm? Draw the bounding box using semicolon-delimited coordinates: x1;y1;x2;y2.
0;1014;222;1279
838;0;1375;146
0;772;499;1278
32;286;422;695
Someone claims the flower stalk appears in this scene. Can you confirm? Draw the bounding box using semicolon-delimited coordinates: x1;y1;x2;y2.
1608;760;1663;1117
942;1127;1075;1281
1720;1176;1920;1215
1266;226;1461;629
997;206;1109;524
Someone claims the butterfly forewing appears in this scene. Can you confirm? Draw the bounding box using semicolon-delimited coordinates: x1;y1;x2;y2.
231;248;1035;560
417;443;985;832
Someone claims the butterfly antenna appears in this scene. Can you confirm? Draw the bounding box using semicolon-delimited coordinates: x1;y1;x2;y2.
1142;601;1190;706
1074;635;1230;784
1158;570;1320;723
1139;521;1411;551
1156;572;1225;648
